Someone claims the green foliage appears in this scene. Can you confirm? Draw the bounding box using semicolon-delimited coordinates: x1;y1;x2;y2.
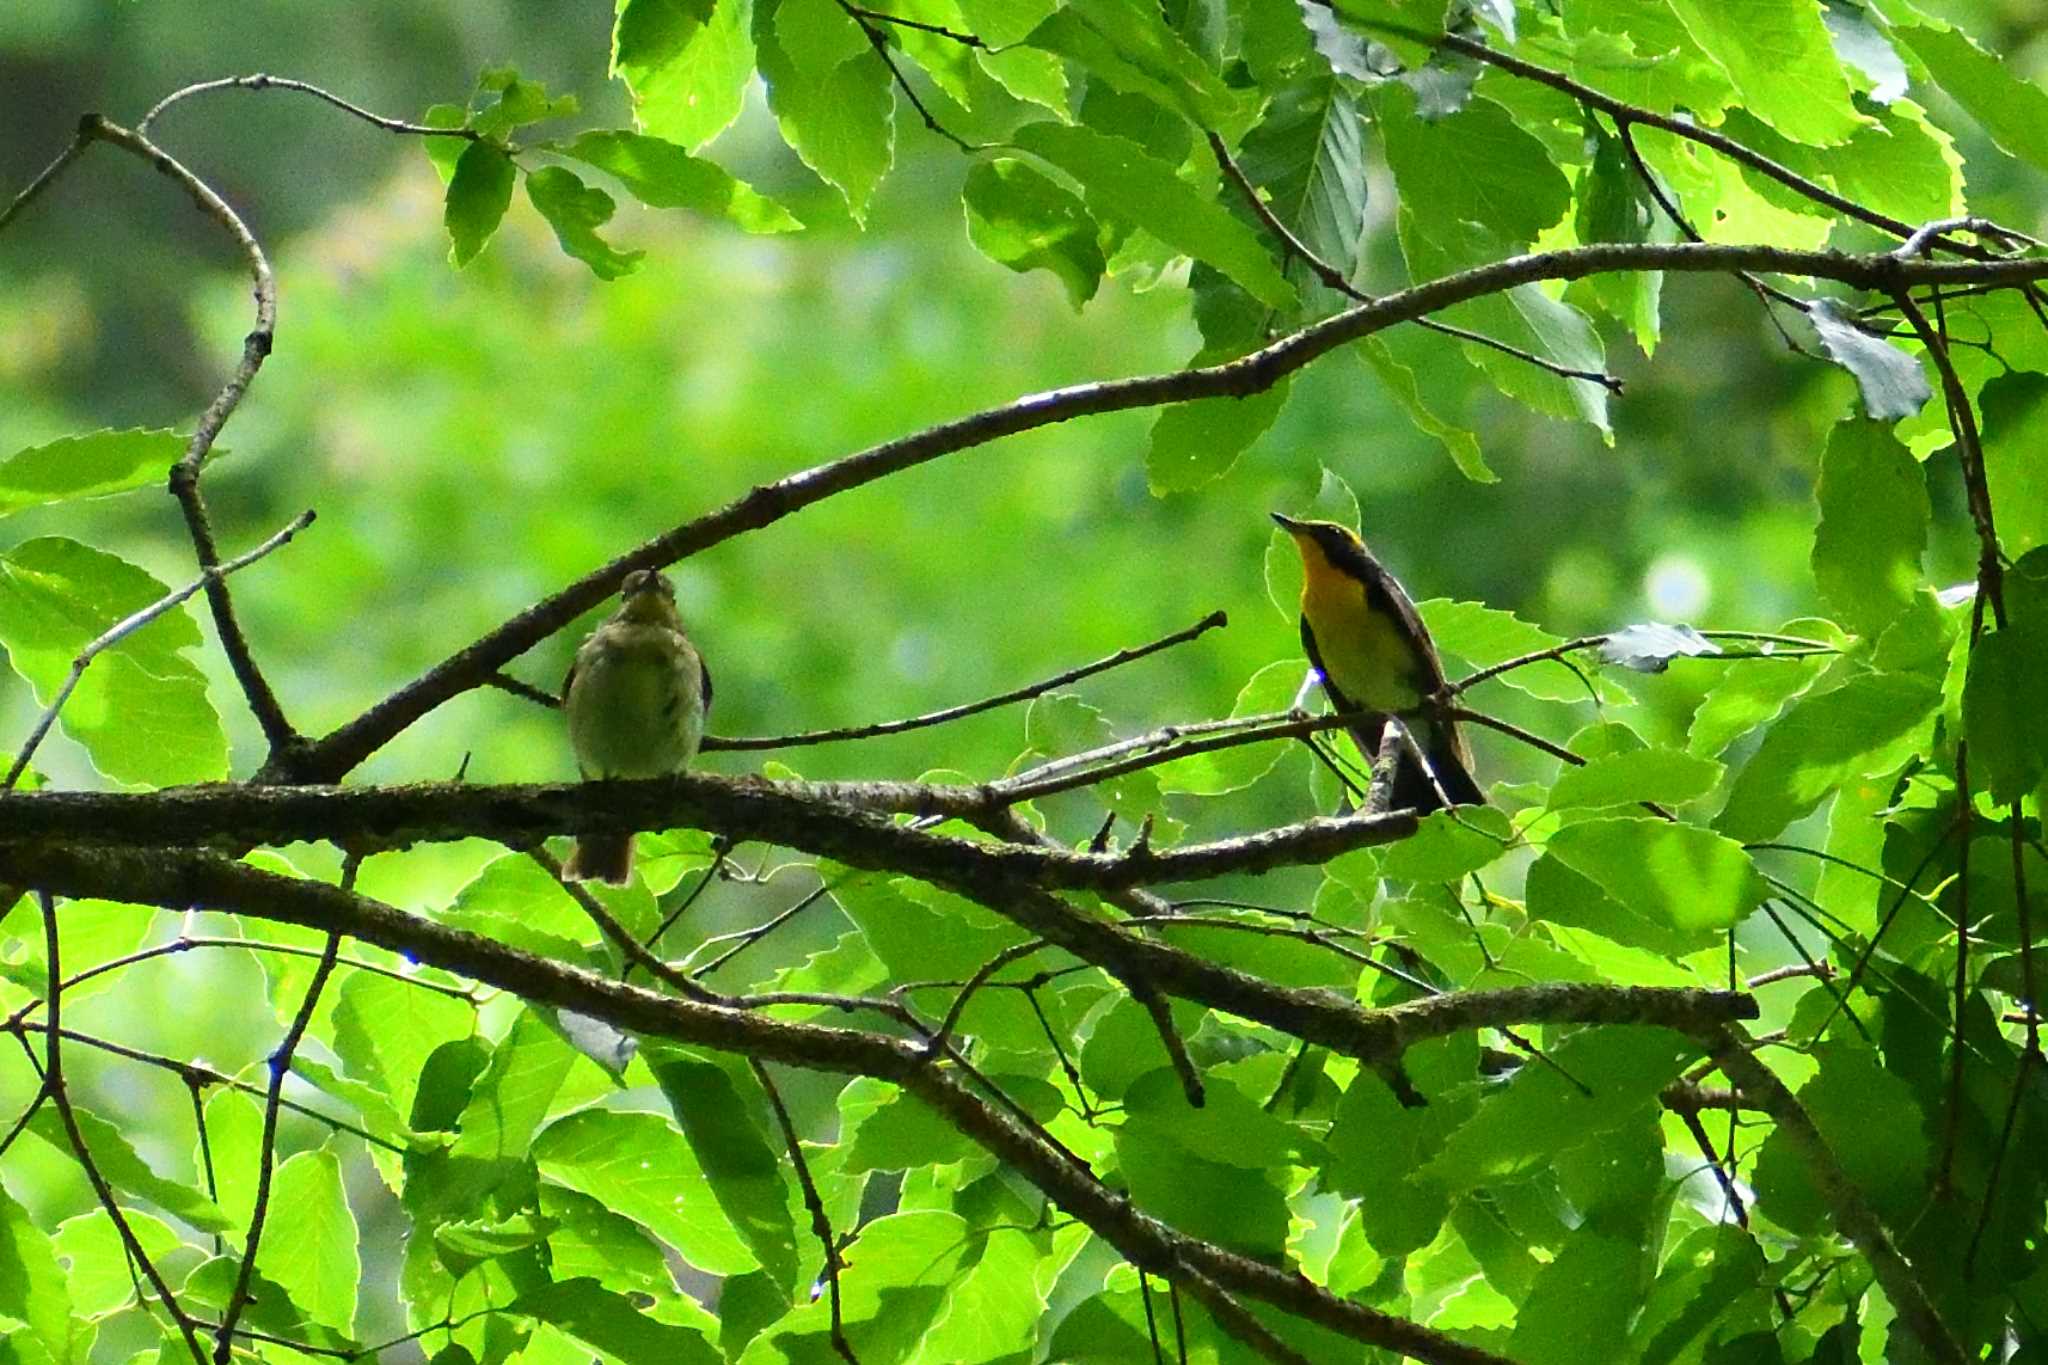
7;0;2048;1360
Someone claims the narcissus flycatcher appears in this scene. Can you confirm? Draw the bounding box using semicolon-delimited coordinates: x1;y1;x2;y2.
562;569;711;883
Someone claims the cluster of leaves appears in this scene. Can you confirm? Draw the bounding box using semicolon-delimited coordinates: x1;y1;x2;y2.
5;0;2048;1362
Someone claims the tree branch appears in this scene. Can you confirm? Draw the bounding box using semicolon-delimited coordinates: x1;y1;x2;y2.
273;241;2048;785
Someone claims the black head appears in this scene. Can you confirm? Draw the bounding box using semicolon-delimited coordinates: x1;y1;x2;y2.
1270;511;1367;564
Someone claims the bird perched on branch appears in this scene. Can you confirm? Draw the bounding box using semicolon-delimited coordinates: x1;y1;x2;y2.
563;569;711;883
1271;512;1482;813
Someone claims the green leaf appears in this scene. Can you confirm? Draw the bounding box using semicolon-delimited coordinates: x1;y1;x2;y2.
0;429;188;517
1120;1067;1321;1168
1380;806;1513;883
1687;648;1830;758
1715;673;1940;842
0;538;227;786
1661;0;1863;146
447;1007;576;1165
331;969;476;1121
444;141;517;268
0;1185;84;1365
1509;1230;1648;1365
646;1045;800;1294
1236;80;1366;287
844;1083;976;1172
524;166;645;280
1115;1122;1290;1257
1753;1042;1929;1233
1549;748;1724;810
1546;816;1768;932
27;1106;232;1233
758;0;895;221
1557;8;1734;118
1417;599;1583;701
1629;1225;1770;1364
1145;367;1292;493
1808;300;1931;421
961;158;1104;309
511;1278;722;1365
1378;89;1571;249
1027;0;1249;133
472;71;579;140
561;131;798;234
1982;372;2048;556
616;0;755;150
1154;660;1297;795
1963;617;2048;805
1422;1028;1696;1189
539;1186;672;1297
1525;850;1711;957
1361;336;1492;482
912;1228;1047;1363
265;1151;360;1333
51;1208;181;1321
1812;419;1929;638
1324;1067;1455;1253
1011;122;1295;310
1891;20;2048;175
420;105;470;183
535;1109;758;1274
774;0;867;73
736;1211;971;1360
1324;0;1444;65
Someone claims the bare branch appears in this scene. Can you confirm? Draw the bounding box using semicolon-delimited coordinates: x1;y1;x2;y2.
277;240;2048;785
137;74;486;139
705;610;1227;751
79;116;300;757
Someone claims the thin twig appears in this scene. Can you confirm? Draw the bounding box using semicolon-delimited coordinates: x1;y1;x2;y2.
843;6;983;46
80;116;300;758
213;895;346;1364
4;511;316;789
38;892;208;1363
841;2;981;152
137;74;486;139
1204;129;1623;393
532;849;729;1006
0;120;94;233
752;1060;858;1364
705;611;1227;751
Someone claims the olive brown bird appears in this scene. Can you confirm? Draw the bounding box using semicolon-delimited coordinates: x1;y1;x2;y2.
562;569;712;883
1272;512;1483;812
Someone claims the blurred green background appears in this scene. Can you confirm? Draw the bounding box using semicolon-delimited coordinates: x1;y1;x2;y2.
3;2;2046;1348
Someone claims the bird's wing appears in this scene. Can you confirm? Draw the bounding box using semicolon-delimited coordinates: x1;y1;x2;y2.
1329;539;1450;694
699;654;714;714
561;659;578;704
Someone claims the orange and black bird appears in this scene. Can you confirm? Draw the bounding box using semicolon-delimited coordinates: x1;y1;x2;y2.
1272;512;1483;812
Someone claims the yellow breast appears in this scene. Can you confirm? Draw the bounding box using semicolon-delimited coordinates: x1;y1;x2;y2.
1301;557;1425;713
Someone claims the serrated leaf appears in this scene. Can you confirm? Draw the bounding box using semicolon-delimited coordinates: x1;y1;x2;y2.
1661;0;1862;146
1422;599;1585;701
758;22;894;222
1236;79;1366;285
1324;0;1442;65
1715;672;1940;841
1809;298;1931;421
420;105;469;183
1145;368;1291;493
0;1185;84;1365
524;166;645;280
1982;372;2048;556
1423;1028;1695;1189
331;969;476;1121
618;0;755;150
265;1151;359;1333
1547;816;1768;931
961;158;1104;309
0;537;227;786
1012;121;1294;309
1509;1230;1646;1365
1027;0;1248;132
0;429;189;517
511;1278;722;1365
562;131;798;233
1155;660;1298;795
614;0;719;72
1752;1042;1928;1234
1121;1066;1321;1168
51;1207;181;1322
1598;621;1722;673
736;1211;971;1358
1360;337;1493;482
1380;806;1512;882
444;142;517;268
1891;20;2048;175
27;1107;233;1234
1813;419;1929;638
1549;748;1724;810
646;1045;800;1295
535;1109;757;1274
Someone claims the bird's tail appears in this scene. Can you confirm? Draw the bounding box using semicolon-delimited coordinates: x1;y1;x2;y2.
565;833;634;885
1355;718;1484;813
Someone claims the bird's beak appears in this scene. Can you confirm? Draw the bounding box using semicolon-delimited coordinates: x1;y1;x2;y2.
1270;511;1306;534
